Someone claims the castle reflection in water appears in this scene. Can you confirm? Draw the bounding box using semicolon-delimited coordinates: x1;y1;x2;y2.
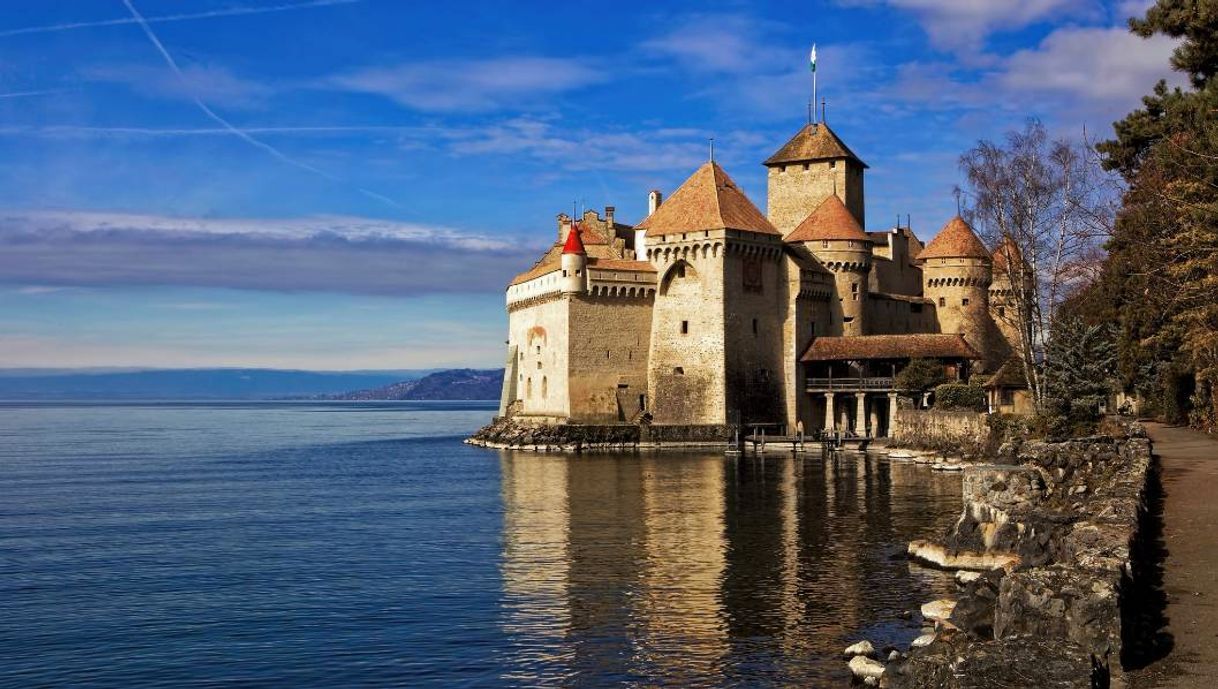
497;452;961;687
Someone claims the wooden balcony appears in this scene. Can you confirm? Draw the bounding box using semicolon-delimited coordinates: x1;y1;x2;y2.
805;376;895;392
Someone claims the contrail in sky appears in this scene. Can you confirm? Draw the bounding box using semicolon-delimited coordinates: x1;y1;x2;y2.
0;89;69;99
0;0;360;38
119;0;401;210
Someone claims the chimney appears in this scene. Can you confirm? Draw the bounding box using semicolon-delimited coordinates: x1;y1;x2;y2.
605;205;615;226
648;190;662;216
557;212;572;243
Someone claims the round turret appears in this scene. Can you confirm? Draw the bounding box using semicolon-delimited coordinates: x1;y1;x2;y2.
561;222;588;294
785;194;871;335
919;216;993;365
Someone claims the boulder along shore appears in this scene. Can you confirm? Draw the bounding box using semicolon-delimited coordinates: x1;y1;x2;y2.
845;418;1155;687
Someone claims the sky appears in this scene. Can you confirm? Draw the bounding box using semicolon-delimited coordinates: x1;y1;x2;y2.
0;0;1181;370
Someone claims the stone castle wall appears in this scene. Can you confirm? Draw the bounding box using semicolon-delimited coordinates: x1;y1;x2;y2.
567;294;652;423
507;295;570;418
723;237;787;425
647;234;728;425
923;257;993;366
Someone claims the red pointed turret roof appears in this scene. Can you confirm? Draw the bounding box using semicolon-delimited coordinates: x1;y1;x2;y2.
636;161;780;237
784;194;869;243
919;216;990;260
562;223;586;255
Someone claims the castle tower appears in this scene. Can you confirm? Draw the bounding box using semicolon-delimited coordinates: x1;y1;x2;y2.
989;236;1028;357
637;161;786;426
784;194;871;336
560;223;587;294
919;216;993;368
764;122;868;235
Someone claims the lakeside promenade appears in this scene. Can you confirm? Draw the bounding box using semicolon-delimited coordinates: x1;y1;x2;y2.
1130;423;1218;688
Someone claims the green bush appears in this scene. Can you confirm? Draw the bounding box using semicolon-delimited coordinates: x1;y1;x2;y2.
934;383;987;411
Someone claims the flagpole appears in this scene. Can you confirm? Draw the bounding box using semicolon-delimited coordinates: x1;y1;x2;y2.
810;44;818;124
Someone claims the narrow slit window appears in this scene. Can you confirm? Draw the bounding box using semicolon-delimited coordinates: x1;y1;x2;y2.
680;320;689;334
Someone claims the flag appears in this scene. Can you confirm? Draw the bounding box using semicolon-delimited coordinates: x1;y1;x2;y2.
809;44;817;73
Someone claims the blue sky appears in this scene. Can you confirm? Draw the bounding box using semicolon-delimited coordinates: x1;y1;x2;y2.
0;0;1178;369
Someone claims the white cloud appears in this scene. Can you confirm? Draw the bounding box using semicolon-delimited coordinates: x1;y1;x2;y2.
0;211;540;296
84;63;271;109
844;0;1093;53
999;27;1179;107
330;57;604;112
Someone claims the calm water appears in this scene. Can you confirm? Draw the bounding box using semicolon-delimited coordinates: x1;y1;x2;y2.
0;401;961;687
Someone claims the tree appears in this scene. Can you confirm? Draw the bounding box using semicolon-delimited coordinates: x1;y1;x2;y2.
895;358;947;405
1039;318;1118;437
1085;0;1218;430
959;120;1119;411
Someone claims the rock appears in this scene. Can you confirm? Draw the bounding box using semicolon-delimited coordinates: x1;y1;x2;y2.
844;640;876;658
910;633;936;648
863;676;878;686
921;599;957;625
848;655;885;682
888;650;902;662
948;569;1005;639
955;570;981;586
907;539;1020;571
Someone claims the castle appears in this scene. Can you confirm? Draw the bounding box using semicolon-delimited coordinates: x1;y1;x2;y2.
496;121;1022;438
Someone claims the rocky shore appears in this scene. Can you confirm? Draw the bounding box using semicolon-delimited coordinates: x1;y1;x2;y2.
847;420;1154;687
465;416;731;452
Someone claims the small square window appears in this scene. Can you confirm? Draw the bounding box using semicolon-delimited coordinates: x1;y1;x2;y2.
822;240;829;249
962;298;970;306
938;297;946;307
998;306;1006;317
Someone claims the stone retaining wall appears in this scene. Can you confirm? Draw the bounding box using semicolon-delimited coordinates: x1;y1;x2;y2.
885;420;1154;688
466;417;732;452
891;409;989;456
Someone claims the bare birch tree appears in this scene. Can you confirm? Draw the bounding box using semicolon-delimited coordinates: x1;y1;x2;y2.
959;119;1120;409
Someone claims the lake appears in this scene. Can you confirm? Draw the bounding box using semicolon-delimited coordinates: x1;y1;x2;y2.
0;401;960;687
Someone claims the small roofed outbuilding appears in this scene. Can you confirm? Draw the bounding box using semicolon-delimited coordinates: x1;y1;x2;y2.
984;359;1034;414
918;216;990;260
764;122;869;168
784;193;871;244
801;333;981;362
636;161;780;237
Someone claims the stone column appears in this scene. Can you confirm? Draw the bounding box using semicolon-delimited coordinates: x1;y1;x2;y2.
856;393;867;436
824;393;836;433
869;404;879;439
887;391;899;438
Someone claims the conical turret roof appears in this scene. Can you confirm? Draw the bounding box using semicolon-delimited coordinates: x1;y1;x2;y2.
991;236;1022;272
784;194;869;243
919;216;990;260
637;161;779;237
562;222;586;255
764;122;868;168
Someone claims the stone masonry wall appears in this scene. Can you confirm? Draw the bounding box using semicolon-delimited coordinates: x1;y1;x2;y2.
567;294;652;423
892;409;989;454
889;422;1154;688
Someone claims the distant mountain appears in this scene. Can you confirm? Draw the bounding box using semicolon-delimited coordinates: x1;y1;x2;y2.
0;368;435;400
332;368;503;400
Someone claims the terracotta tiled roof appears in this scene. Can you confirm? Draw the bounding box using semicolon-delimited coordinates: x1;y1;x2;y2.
919;216;990;260
991;236;1022;272
984;359;1029;388
799;333;981;362
637;161;780;237
509;261;561;286
588;258;656;273
764;122;868;168
562;223;586;255
784;194;870;243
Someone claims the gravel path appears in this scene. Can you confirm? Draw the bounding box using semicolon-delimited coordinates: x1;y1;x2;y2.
1128;422;1218;688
